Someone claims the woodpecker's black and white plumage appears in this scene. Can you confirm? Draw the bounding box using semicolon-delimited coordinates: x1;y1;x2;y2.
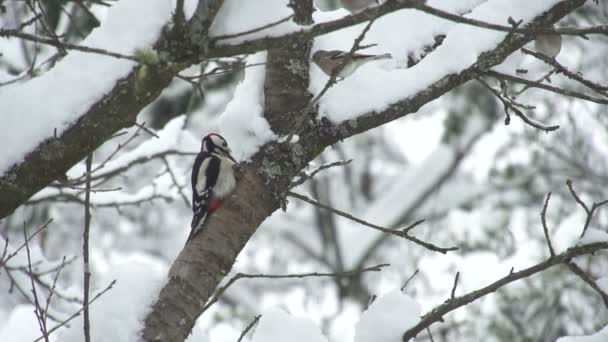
188;133;237;242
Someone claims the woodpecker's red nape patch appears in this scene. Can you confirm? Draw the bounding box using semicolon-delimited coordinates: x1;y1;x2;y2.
208;198;221;213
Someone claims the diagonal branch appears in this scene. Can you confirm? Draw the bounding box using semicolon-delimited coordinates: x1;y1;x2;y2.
287;191;457;254
566;261;608;309
402;241;608;340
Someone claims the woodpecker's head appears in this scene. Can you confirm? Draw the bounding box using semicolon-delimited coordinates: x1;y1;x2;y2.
201;133;237;162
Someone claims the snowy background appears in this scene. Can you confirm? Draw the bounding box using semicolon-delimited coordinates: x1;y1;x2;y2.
1;0;608;341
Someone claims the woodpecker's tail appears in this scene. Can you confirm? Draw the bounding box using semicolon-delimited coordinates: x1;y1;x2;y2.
187;210;207;243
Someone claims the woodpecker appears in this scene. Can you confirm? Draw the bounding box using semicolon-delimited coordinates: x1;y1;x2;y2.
187;133;237;242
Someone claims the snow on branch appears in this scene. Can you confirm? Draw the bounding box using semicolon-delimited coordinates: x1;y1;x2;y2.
0;0;174;174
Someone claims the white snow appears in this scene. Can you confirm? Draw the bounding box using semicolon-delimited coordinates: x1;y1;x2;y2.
57;254;168;342
252;308;328;342
0;0;173;175
0;305;43;342
354;289;421;342
210;0;305;44
578;228;608;245
598;277;608;294
557;325;608;342
69;116;198;179
219;52;277;161
310;0;563;122
29;115;198;206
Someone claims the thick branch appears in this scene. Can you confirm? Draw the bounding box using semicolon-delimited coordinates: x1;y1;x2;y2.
0;0;225;219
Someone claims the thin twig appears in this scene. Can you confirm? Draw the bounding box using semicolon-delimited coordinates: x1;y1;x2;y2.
566;262;608;309
566;179;589;214
201;263;389;314
133;122;159;138
42;256;67;330
521;48;608;96
236;315;262;342
289;159;353;189
477;77;559;132
33;280;117;342
565;180;608;238
288;191;457;253
162;157;190;208
212;15;295;41
484;70;608;104
0;31;137;61
540;192;555;256
24;224;49;342
401;269;420;291
83;154;93;342
450;272;460;299
426;327;435;342
402;241;608;340
1;219;52;266
414;4;608;37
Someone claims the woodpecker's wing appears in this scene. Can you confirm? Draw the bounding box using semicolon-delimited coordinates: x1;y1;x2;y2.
188;153;221;241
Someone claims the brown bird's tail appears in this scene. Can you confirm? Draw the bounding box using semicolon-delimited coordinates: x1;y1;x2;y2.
372;53;392;60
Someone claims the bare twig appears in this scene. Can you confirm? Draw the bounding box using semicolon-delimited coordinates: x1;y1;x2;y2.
0;31;137;61
162;157;190;208
212;15;295;42
426;327;435;342
450;272;460;299
133;122;159;139
414;4;608;37
33;280;117;342
68;126;143;185
566;180;608;237
566;179;589;214
566;262;608;309
401;269;420;291
24;225;49;342
201;263;389;314
236;315;262;342
483;70;608;104
83;154;93;342
288;191;457;254
477;77;559;132
401;241;608;340
289;159;353;189
1;219;52;266
42;256;67;331
541;192;555;256
521;48;608;96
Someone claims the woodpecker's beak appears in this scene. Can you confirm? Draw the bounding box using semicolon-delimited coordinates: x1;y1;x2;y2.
225;148;237;163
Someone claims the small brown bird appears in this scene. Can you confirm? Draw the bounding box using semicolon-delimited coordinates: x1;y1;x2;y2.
340;0;381;14
312;50;392;79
